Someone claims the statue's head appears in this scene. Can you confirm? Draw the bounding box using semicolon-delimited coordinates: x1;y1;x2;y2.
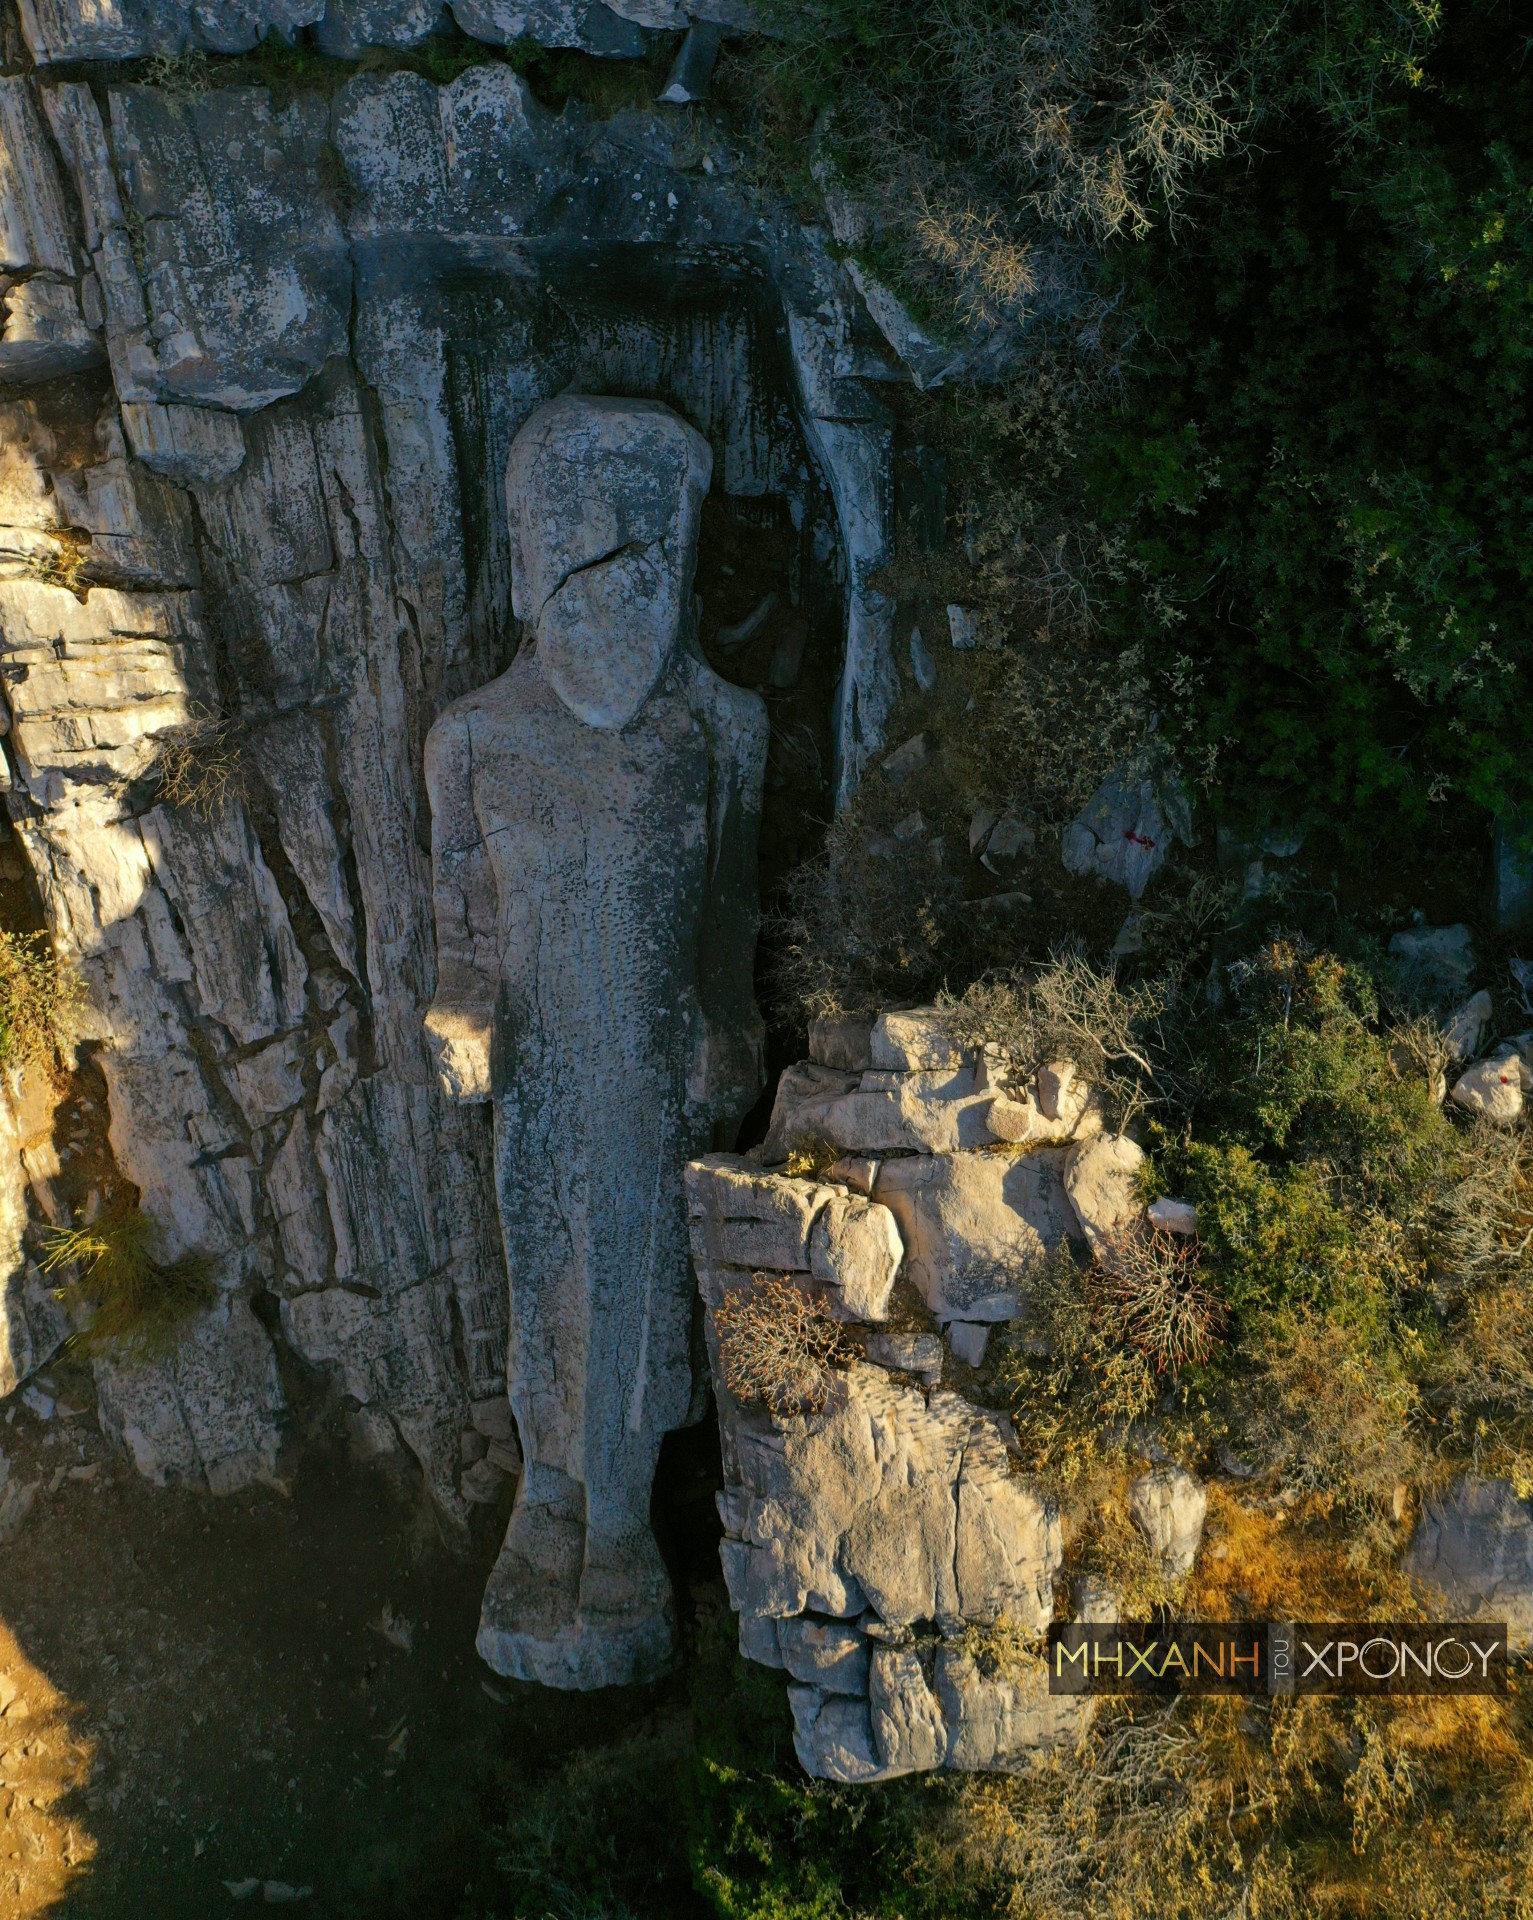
506;393;713;730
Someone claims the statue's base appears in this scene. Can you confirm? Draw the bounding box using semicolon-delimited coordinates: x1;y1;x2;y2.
476;1499;678;1689
476;1606;676;1690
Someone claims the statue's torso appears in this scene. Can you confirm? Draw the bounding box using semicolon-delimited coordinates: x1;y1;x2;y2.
458;647;710;1140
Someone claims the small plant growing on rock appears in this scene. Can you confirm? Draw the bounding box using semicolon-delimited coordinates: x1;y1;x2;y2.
713;1275;848;1417
151;706;247;821
1091;1223;1219;1373
41;1204;217;1356
0;930;83;1079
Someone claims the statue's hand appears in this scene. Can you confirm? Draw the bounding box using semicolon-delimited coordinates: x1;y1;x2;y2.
424;992;494;1104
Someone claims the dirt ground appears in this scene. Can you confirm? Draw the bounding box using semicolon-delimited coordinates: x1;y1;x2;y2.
0;1359;721;1920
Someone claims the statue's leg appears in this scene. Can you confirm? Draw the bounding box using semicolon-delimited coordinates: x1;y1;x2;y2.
476;1112;589;1682
568;1170;696;1685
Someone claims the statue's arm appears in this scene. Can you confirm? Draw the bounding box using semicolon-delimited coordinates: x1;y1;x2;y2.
684;659;770;1124
424;708;498;1104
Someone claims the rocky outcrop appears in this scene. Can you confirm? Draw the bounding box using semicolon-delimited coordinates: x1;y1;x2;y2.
1404;1476;1533;1651
686;1009;1104;1780
1061;766;1191;900
15;0;754;62
1129;1466;1207;1578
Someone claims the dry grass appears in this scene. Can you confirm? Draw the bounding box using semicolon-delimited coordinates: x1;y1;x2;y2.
713;1275;849;1417
41;1204;217;1356
0;929;83;1079
151;706;246;821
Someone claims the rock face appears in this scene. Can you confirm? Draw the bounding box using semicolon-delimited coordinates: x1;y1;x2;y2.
687;1015;1103;1780
1061;766;1191;899
15;0;753;61
425;396;768;1690
0;50;913;1515
1404;1477;1533;1651
1129;1467;1207;1578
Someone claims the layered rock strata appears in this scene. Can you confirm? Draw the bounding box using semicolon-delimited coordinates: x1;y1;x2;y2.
685;1005;1125;1780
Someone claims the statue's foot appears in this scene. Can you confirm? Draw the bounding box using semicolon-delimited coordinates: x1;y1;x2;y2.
571;1522;677;1687
476;1480;584;1678
477;1504;677;1690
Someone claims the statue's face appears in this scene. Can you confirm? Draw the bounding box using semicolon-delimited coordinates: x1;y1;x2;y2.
506;395;713;730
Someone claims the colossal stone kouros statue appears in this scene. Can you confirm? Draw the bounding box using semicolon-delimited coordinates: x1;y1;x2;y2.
424;395;769;1688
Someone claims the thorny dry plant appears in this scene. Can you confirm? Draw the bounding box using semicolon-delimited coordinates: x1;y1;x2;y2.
152;705;247;820
943;947;1186;1124
1091;1223;1220;1372
714;1274;849;1417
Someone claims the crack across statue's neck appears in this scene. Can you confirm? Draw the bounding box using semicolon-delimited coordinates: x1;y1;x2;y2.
529;558;686;731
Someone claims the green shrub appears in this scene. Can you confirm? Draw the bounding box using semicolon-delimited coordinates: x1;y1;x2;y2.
1089;0;1533;837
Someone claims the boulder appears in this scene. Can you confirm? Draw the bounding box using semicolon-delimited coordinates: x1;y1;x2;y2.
810;1013;873;1073
984;1065;1097;1148
828;1155;880;1196
1129;1467;1207;1577
864;1329;943;1385
869;1006;968;1071
875;1150;1077;1322
764;1059;998;1159
788;1687;885;1784
934;1646;1092;1770
777;1617;870;1695
869;1644;948;1774
1147;1197;1197;1236
717;1365;1060;1633
1450;1048;1526;1124
686;1156;824;1271
954;1418;1059;1627
1061;767;1191;900
94;1297;285;1496
1064;1135;1147;1262
1443;990;1493;1065
1404;1476;1533;1650
946;1322;989;1367
808;1192;903;1321
1387;921;1476;1002
317;0;445;53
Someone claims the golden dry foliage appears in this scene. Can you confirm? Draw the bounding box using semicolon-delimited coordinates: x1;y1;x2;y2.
41;1204;217;1356
0;929;83;1077
152;706;247;820
713;1275;848;1417
916;1679;1533;1920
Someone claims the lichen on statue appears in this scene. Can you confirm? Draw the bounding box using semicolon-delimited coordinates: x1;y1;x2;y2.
423;393;769;1690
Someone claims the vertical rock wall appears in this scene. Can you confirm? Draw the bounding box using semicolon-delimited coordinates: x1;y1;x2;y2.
0;50;904;1501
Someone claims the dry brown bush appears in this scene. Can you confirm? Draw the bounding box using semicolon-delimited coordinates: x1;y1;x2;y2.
713;1275;848;1417
944;947;1185;1124
152;705;246;820
1091;1223;1219;1372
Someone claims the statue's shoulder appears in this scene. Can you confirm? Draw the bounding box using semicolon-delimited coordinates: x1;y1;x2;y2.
427;651;550;746
676;651;769;764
